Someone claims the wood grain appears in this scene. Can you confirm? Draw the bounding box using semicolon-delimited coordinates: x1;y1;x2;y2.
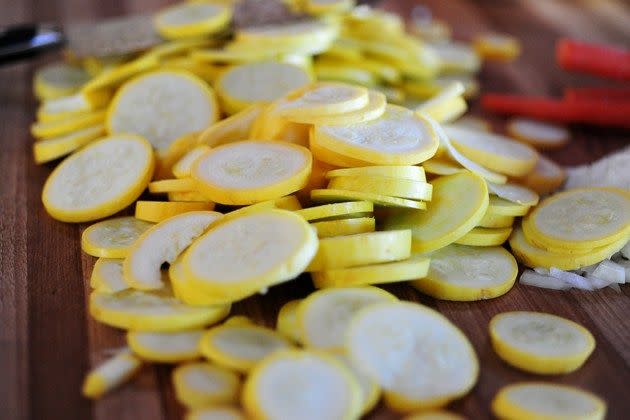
0;0;629;419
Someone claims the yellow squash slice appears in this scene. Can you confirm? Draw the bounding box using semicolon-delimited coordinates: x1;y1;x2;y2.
107;70;219;153
90;258;129;294
312;254;430;288
90;287;230;331
135;201;215;223
82;216;153;258
242;350;361;420
383;172;488;252
412;244;517;301
307;230;411;271
490;311;595;374
173;362;241;408
182;209;318;302
491;382;606;420
123;211;222;290
312;105;439;165
455;226;513;246
346;302;478;412
154;2;231;40
524;187;630;250
216;61;312;115
199;323;292;372
311;217;376;238
297;287;397;351
507;117;570;149
191;141;312;205
42;135;154;222
82;349;142;399
127;329;204;363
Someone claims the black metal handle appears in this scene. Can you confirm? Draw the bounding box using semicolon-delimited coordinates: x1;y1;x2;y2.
0;24;65;65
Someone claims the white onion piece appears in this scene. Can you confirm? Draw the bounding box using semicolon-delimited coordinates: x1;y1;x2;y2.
486;181;539;206
549;268;594;290
533;267;549;275
614;259;630;283
519;270;570;290
424;116;508;184
590;260;625;284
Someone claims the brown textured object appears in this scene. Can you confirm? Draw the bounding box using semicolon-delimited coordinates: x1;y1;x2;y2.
64;14;161;58
233;0;306;27
1;1;630;420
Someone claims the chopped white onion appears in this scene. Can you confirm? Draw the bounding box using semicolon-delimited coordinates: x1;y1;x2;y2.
590;260;625;284
533;267;550;275
549;268;594;290
520;270;571;290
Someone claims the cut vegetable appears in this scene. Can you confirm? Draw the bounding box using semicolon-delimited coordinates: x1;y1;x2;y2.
492;382;606;420
186;406;245;420
295;201;373;222
422;159;465;176
148;178;196;194
135;201;215;223
413;244;517;301
127;329;204;363
455;226;513;247
168;191;211;202
200;323;292;372
507;118;570;149
90;258;129;294
154;131;200;180
90;288;230;331
525;187;630;250
33;123;105;164
383;172;488;253
173;362;241;408
31;109;106;139
444;125;538;177
191;141;312;205
311;217;376;238
172;146;211;179
124;211;222;290
427;118;507;184
107;70;219;152
487;196;530;217
82;216;153;258
404;411;465;420
333;354;381;415
82;349;142;399
326;165;426;182
519;155;566;195
154;2;231;40
478;212;514;229
311;189;427;210
519;269;571;291
183;209;318;302
287;90;387;126
277;82;370;118
490;311;595;374
169;256;233;307
313;105;439;165
509;226;629;270
276;299;303;343
198;105;263;147
328;176;433;201
487;182;539;206
312;254;430;288
307;230;411;271
42;135;154;222
298;287;397;350
347;302;478;412
242;350;361;420
472;33;521;61
216;61;312;115
34;62;90;100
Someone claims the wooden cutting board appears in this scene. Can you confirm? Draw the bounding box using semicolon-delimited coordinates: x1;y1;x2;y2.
1;0;629;419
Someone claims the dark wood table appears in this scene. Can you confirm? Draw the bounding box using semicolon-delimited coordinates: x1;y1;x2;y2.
1;1;629;419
